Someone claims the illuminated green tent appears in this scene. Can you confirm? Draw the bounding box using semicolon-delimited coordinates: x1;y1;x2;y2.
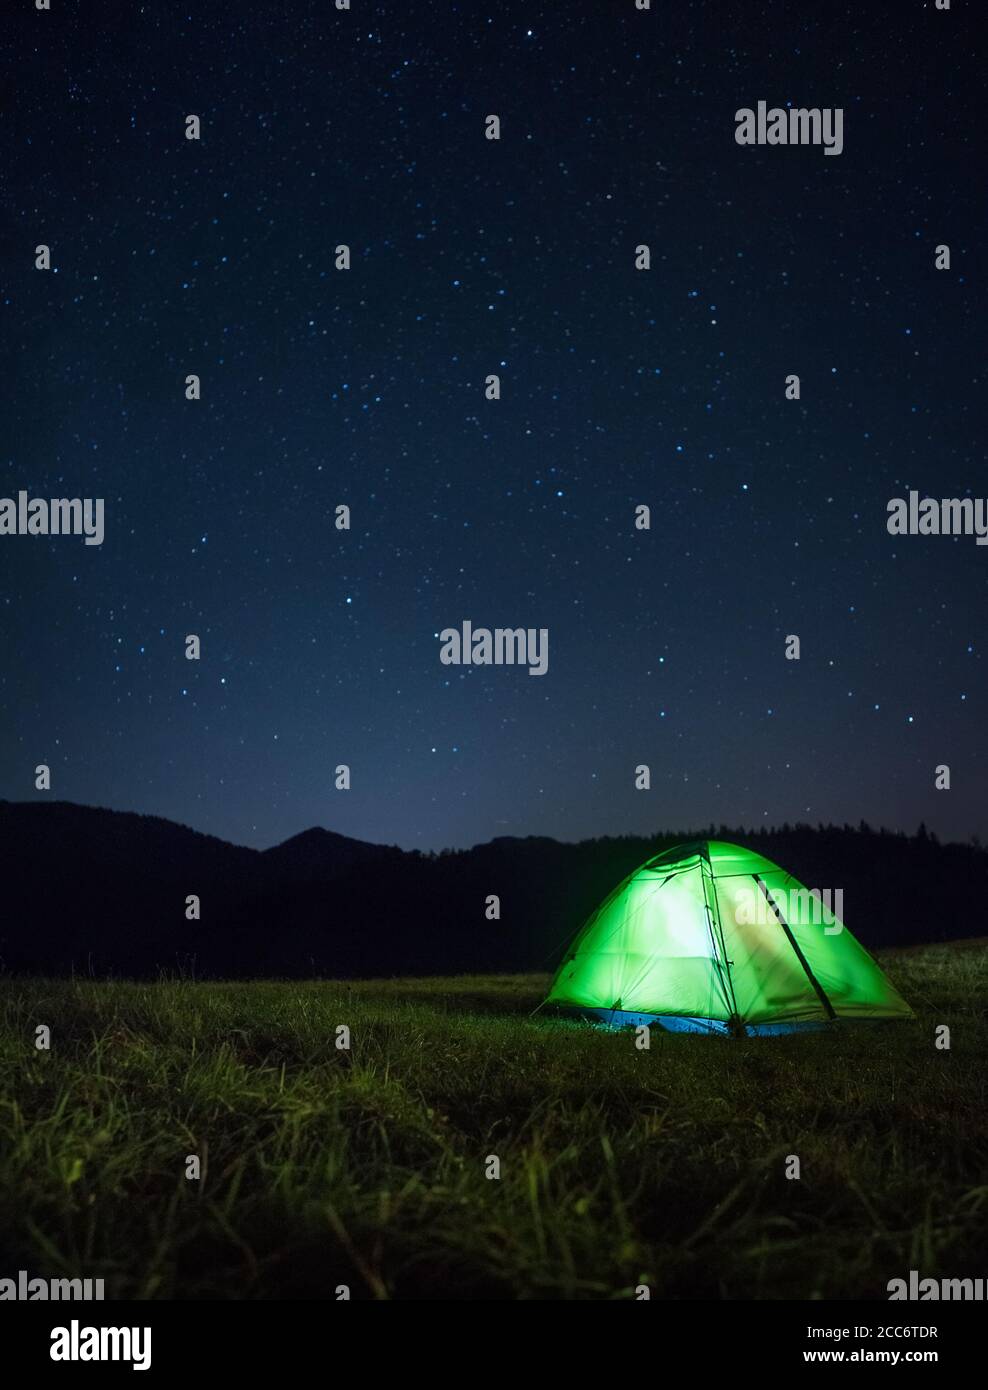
546;840;913;1035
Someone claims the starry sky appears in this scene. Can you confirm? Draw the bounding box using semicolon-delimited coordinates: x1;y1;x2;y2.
2;1;984;851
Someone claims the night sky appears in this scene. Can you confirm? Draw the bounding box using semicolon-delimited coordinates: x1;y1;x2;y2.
2;1;984;852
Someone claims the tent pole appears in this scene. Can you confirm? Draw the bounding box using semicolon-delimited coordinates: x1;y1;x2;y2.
753;875;837;1020
700;844;742;1031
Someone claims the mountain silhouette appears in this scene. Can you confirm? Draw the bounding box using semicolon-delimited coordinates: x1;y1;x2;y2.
0;800;982;978
260;826;404;883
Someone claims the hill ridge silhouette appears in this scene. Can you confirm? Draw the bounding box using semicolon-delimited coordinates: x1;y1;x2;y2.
1;800;981;977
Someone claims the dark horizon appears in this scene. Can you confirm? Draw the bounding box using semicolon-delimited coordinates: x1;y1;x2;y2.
1;793;978;858
4;796;984;983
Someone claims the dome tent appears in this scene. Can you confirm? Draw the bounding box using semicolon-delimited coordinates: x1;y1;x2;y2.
545;840;913;1036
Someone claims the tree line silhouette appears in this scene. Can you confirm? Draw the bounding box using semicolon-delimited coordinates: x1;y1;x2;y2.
1;800;981;978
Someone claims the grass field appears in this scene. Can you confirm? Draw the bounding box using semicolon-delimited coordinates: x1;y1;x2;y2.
0;943;985;1300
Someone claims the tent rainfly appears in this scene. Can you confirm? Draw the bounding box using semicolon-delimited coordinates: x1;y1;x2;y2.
545;840;913;1036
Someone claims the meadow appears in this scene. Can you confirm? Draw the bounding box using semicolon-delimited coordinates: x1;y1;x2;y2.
0;943;985;1300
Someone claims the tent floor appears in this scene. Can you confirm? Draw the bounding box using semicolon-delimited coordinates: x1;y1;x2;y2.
573;1007;833;1037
